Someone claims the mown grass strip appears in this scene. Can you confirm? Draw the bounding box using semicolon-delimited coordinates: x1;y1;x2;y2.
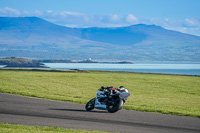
0;123;108;133
0;70;199;117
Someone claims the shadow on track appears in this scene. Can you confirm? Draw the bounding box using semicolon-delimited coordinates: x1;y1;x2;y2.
49;108;108;113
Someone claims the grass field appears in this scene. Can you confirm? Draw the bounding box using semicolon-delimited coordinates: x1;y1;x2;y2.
0;69;200;117
0;123;108;133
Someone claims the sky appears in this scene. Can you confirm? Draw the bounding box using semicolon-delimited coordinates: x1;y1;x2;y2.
0;0;200;36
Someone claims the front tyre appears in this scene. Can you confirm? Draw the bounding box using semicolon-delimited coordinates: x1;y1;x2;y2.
85;98;95;111
107;99;123;113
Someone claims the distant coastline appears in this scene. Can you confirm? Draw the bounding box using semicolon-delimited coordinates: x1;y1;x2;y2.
0;57;133;68
0;57;47;68
37;58;133;64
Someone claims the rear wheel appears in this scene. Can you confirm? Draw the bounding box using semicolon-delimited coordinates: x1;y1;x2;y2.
85;98;95;111
107;99;123;113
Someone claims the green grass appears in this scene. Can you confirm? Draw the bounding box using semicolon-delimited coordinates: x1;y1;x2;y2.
0;70;200;117
0;123;108;133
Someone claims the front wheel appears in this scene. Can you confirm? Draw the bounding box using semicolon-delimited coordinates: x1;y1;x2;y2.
107;99;123;113
85;98;95;111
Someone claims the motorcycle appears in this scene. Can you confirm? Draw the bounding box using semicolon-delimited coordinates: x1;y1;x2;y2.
85;86;130;113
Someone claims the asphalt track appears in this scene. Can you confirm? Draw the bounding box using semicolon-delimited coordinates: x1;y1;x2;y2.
0;93;200;133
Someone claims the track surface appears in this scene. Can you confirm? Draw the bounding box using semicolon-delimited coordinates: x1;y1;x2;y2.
0;93;200;133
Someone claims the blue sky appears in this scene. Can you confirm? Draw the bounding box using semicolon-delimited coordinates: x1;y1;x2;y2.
0;0;200;36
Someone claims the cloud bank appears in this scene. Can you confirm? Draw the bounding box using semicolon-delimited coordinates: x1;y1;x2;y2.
0;7;200;36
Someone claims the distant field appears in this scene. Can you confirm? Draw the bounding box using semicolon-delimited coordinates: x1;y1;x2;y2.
0;69;199;117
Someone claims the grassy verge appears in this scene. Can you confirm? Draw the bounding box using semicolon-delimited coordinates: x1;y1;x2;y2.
0;123;108;133
0;69;200;117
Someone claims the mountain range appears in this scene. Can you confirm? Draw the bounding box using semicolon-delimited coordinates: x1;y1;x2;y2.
0;17;200;62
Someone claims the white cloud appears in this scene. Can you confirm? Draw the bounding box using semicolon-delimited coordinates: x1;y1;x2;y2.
185;18;195;25
185;18;200;27
110;14;120;21
164;18;169;21
0;7;20;16
33;10;43;16
59;11;84;17
47;10;53;13
125;14;138;23
63;11;82;16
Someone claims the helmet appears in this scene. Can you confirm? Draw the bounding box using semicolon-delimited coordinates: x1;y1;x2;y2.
119;86;125;89
118;86;125;92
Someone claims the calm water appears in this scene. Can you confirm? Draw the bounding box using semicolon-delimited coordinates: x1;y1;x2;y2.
44;63;200;75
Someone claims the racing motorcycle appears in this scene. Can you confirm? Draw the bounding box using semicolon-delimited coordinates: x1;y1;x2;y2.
85;86;130;113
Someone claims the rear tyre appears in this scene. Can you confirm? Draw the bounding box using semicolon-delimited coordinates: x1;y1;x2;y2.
85;98;95;111
107;99;123;113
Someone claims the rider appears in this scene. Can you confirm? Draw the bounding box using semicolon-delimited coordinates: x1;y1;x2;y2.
117;86;126;92
100;86;122;96
98;86;126;103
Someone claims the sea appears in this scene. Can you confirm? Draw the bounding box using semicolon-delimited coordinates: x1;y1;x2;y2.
43;63;200;76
